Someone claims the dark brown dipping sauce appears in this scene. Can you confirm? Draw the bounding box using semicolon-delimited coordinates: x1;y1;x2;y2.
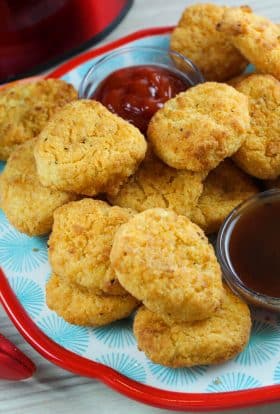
92;65;190;134
229;199;280;297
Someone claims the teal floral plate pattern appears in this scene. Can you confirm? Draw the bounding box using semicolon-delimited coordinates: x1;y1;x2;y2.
1;30;280;409
1;207;280;395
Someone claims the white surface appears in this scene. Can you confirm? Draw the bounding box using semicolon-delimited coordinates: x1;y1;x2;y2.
1;0;280;413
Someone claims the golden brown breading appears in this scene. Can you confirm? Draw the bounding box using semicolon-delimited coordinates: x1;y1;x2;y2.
0;139;77;236
217;6;280;80
190;159;259;234
46;274;139;327
170;3;248;82
0;79;77;160
147;82;250;172
34;100;147;196
108;150;204;217
48;199;135;295
110;208;223;323
232;74;280;179
133;285;251;367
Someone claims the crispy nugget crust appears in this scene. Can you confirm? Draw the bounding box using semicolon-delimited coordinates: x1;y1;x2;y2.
232;74;280;179
0;79;77;160
217;6;280;80
48;199;134;295
46;274;138;327
110;208;223;323
191;159;259;234
0;139;77;235
170;4;247;82
147;82;250;172
133;286;251;367
108;151;204;217
34;100;147;196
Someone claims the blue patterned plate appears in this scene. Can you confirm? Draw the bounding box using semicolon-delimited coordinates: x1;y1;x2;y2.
1;28;280;411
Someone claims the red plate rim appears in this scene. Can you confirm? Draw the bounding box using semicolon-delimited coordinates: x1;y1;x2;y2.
1;26;280;411
47;26;173;79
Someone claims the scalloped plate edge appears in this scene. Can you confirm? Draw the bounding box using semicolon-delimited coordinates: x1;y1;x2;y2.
0;26;280;411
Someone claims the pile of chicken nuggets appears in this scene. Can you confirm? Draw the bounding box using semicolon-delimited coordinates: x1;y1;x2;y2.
1;3;280;368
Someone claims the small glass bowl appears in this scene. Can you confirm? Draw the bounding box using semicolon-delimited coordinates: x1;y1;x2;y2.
79;46;204;98
216;189;280;311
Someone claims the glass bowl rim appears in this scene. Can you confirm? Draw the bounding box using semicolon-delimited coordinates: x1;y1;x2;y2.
78;45;205;98
216;188;280;306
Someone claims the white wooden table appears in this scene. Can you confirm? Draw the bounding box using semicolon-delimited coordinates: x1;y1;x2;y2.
1;1;280;413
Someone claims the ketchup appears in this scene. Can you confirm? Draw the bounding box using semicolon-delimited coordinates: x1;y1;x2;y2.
92;65;190;133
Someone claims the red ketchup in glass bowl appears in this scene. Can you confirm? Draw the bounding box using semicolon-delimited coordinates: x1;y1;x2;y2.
91;65;190;134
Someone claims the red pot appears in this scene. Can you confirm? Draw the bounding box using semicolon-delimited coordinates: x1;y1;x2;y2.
0;0;132;83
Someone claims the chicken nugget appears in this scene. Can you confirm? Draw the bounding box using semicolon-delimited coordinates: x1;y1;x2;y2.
34;100;147;196
133;285;251;367
110;208;223;324
226;72;252;87
48;199;135;295
191;159;259;234
46;274;138;327
170;3;248;82
217;6;280;80
108;150;204;217
0;79;77;160
147;82;250;172
232;74;280;179
0;139;77;236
